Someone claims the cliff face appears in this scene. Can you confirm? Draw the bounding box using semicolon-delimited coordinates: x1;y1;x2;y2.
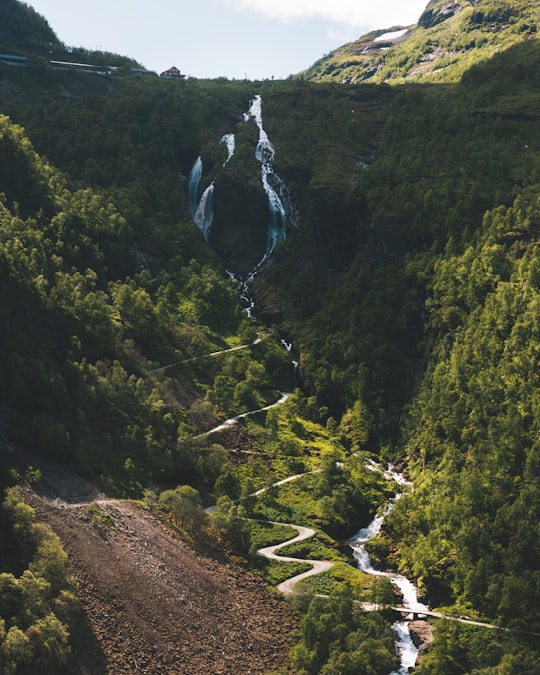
418;0;465;28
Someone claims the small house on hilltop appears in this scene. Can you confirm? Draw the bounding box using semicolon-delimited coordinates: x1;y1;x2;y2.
160;66;185;79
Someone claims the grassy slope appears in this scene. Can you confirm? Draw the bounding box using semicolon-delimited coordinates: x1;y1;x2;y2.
304;0;538;85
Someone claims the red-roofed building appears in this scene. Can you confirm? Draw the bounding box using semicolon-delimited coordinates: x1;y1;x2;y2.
159;66;186;79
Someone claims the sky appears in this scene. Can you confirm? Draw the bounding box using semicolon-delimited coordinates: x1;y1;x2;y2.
27;0;429;80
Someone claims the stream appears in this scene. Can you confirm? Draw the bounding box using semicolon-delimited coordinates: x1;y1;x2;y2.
350;462;428;674
187;97;422;672
188;94;295;316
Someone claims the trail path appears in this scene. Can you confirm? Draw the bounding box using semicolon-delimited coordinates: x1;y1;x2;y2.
149;337;263;373
194;392;292;439
244;462;540;638
146;341;539;636
28;493;297;675
257;522;334;594
24;375;537;675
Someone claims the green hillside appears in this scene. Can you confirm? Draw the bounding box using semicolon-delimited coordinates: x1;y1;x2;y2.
0;0;58;53
0;0;539;672
303;0;539;84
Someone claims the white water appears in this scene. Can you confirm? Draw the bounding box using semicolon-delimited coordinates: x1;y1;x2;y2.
187;96;294;258
188;154;215;242
226;269;255;318
390;621;420;674
194;182;214;241
186;96;297;318
221;96;297;319
221;133;235;166
244;95;295;255
351;464;427;674
188;156;203;218
228;241;277;318
280;339;299;378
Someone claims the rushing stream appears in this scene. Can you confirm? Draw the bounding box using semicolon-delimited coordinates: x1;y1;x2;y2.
350;463;428;674
186;98;421;670
221;132;235;167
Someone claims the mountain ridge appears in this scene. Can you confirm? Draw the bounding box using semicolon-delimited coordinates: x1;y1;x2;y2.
302;0;538;84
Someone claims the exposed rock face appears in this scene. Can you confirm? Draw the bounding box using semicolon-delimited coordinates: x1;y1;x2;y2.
409;619;435;663
419;0;464;28
471;6;517;25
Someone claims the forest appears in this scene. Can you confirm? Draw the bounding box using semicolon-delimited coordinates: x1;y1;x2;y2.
0;0;539;672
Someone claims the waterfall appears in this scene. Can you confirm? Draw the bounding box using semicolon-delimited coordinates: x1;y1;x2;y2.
391;621;420;674
221;133;235;166
281;339;299;379
188;155;215;241
227;270;255;318
350;464;428;674
188;96;296;311
244;95;295;254
194;182;214;242
188;156;203;218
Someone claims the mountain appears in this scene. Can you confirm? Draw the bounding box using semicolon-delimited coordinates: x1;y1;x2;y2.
0;0;58;53
0;0;539;673
303;0;539;84
0;0;141;69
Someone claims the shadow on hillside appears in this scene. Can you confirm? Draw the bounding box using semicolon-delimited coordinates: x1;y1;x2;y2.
67;612;108;675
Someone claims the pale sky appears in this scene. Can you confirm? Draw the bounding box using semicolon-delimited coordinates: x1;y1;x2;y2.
27;0;429;79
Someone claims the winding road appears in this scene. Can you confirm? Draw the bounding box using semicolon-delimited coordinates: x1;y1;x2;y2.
257;522;334;594
149;337;263;373
30;385;539;640
194;392;292;439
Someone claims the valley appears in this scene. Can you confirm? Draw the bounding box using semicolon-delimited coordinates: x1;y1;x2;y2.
0;0;539;673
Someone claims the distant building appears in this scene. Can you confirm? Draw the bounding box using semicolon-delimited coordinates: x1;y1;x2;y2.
159;66;186;79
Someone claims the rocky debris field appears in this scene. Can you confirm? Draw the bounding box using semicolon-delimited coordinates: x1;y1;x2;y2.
29;494;297;674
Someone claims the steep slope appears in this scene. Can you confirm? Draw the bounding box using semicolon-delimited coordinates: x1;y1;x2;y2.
0;0;58;54
0;107;294;487
303;0;538;84
29;493;296;674
0;0;141;69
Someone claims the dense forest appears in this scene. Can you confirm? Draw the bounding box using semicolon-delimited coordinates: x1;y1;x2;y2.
0;0;539;672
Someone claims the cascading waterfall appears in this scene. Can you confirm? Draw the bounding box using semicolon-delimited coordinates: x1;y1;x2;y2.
244;95;295;255
188;155;203;219
187;96;295;261
186;104;427;672
227;269;256;319
194;182;215;242
188;154;215;242
221;133;235;167
281;339;299;379
188;96;296;314
224;96;296;321
350;463;428;675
